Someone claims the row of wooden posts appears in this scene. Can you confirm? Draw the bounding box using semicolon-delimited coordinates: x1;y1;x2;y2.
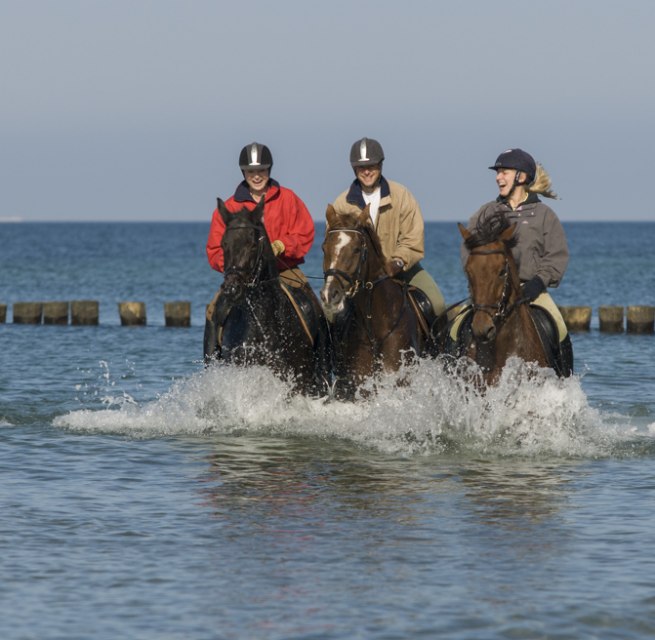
1;301;654;333
0;301;191;327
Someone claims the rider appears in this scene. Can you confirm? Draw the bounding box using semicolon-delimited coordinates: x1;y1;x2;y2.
330;137;446;320
205;142;318;359
461;147;573;374
207;141;315;287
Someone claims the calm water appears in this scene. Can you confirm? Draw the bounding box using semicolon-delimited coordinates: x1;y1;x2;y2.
2;221;655;640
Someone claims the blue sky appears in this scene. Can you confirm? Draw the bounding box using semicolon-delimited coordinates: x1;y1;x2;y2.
1;0;653;222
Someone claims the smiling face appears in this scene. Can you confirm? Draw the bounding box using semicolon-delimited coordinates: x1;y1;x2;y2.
244;168;270;197
355;163;382;193
495;167;528;201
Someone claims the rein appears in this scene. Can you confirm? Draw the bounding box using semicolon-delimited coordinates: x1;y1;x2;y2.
222;223;277;290
324;227;409;344
468;246;527;325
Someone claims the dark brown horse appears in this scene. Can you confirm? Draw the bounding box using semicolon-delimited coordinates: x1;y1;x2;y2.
455;212;561;385
321;204;430;399
204;198;331;397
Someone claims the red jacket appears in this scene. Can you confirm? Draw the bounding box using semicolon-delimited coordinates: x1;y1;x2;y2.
206;179;315;273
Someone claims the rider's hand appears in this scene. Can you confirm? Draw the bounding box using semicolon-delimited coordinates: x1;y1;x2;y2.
271;240;285;256
387;258;405;277
522;276;546;301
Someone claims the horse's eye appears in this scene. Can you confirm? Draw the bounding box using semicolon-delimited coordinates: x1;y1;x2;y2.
499;266;507;277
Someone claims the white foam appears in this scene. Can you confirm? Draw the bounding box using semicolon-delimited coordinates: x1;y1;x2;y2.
53;357;647;458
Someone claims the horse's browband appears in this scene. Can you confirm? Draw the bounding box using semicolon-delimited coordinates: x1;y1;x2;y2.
469;247;506;256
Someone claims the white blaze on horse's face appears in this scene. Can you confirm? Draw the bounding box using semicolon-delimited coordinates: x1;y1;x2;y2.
321;231;356;321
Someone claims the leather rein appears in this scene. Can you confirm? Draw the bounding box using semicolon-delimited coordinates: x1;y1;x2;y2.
324;228;409;343
468;246;529;326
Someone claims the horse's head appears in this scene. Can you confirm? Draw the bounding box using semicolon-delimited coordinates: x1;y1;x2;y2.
460;212;519;343
320;204;384;321
219;197;273;300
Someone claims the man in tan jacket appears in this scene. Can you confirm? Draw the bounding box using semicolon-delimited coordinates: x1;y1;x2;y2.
330;137;446;318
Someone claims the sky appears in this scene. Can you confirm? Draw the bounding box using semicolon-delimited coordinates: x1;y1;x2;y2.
1;0;654;223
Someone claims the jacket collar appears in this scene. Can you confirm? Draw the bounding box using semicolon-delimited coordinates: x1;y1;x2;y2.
234;178;280;203
496;192;541;209
346;175;391;209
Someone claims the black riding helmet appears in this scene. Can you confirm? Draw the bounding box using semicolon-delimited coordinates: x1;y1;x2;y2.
350;137;384;168
239;142;273;171
489;148;536;184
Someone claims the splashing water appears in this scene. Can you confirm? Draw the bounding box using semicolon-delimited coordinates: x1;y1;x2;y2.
54;356;654;458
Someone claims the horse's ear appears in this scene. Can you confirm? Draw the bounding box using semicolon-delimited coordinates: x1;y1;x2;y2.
501;223;517;242
358;204;372;226
217;198;230;224
325;204;338;227
458;222;471;240
251;197;265;223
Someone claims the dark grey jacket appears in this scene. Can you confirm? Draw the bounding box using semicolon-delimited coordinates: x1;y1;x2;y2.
461;196;569;287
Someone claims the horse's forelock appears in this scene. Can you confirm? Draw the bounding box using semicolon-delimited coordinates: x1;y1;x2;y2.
465;211;517;250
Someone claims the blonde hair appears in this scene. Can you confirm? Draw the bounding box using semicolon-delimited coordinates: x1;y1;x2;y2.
528;164;558;199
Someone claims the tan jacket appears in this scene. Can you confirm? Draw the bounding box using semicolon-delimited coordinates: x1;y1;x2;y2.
331;177;425;269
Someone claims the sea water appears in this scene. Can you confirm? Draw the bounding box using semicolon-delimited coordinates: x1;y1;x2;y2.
1;221;655;639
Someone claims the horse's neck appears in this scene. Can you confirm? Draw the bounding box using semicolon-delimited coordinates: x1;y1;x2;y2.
362;238;387;283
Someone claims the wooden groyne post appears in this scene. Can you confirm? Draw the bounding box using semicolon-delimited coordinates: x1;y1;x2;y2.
71;300;100;325
599;306;624;333
13;302;43;324
118;301;147;326
164;301;191;327
43;301;69;325
559;306;592;332
626;306;655;334
0;304;6;323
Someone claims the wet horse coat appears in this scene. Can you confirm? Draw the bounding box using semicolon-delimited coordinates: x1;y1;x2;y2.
204;198;330;396
453;213;570;385
321;204;427;399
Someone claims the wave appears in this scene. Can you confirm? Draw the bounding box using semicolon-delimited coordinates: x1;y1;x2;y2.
52;356;655;458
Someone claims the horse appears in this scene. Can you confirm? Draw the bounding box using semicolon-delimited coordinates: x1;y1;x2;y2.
203;198;331;397
320;204;436;400
450;212;572;386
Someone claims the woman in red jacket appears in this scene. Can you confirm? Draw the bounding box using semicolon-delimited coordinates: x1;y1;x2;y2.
206;142;315;287
204;142;319;362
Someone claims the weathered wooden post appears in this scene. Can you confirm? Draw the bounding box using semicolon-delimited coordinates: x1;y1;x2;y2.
164;301;191;327
626;305;655;334
559;305;592;332
43;301;69;325
71;300;100;325
13;302;43;324
0;304;6;323
118;301;147;326
598;306;624;333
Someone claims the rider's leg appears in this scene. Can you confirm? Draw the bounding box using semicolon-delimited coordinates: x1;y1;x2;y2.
408;269;446;317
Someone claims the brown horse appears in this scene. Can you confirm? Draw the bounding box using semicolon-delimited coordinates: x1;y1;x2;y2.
321;204;429;399
454;212;562;385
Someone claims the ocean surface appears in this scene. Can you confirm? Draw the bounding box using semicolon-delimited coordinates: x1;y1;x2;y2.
2;221;655;640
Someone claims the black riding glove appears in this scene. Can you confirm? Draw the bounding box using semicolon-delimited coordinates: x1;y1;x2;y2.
522;276;546;301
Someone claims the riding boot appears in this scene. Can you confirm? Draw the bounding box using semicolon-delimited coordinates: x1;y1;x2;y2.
558;334;574;377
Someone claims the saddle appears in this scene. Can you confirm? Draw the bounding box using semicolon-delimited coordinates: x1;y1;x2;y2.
407;287;446;355
446;303;573;377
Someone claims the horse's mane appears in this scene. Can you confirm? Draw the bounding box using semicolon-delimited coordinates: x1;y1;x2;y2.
464;211;517;250
332;209;385;261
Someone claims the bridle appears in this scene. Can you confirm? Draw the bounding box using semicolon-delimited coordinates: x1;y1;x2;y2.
324;228;367;298
222;223;276;290
468;245;526;326
323;227;408;343
323;228;389;298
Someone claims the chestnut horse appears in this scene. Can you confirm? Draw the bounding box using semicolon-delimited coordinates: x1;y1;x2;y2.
454;212;565;385
204;198;330;397
321;204;432;399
